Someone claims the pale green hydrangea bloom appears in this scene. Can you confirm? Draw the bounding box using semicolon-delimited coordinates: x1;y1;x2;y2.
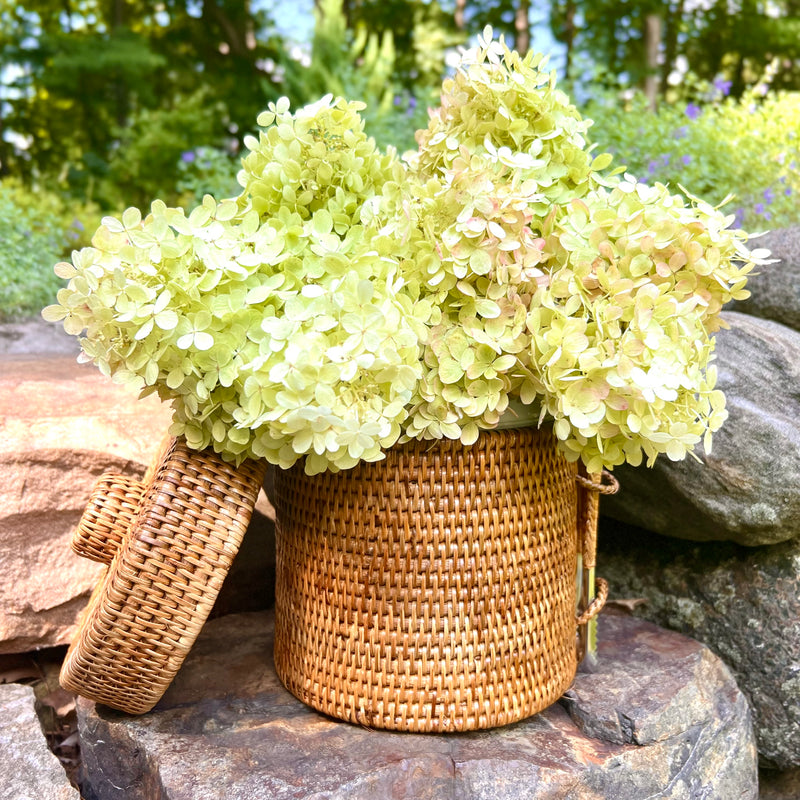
44;31;769;474
45;97;433;473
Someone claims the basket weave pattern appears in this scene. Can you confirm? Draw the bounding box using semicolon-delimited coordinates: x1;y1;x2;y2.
60;438;266;714
71;474;146;564
274;426;580;732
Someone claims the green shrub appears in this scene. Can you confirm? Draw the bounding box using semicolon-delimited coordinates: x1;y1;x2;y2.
278;0;433;155
582;87;800;230
102;89;229;209
0;180;103;319
175;146;241;208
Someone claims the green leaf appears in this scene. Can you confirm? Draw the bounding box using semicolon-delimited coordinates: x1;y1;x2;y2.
591;153;613;171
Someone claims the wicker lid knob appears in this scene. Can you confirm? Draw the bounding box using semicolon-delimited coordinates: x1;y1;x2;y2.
71;473;146;564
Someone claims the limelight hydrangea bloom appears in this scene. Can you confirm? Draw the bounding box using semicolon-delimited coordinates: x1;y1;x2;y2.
45;97;434;473
396;29;766;471
44;32;769;474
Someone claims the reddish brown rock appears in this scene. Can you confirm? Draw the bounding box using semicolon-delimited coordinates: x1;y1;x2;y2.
77;611;757;800
0;356;174;653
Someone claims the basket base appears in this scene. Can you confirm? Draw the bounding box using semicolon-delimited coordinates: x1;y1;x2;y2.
274;648;578;732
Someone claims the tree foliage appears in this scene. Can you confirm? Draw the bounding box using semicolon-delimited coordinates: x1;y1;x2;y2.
549;0;800;96
0;0;282;205
1;0;799;208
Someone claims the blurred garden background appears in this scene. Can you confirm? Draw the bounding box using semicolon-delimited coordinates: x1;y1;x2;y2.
1;0;799;320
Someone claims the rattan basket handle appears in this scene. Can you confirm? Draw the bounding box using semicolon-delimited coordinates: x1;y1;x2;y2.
576;576;608;625
575;469;619;569
575;470;620;495
71;473;146;564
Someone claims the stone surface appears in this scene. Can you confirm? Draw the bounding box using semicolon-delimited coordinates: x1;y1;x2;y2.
599;519;800;770
0;355;174;653
0;317;81;356
77;610;757;800
734;226;800;332
0;682;79;799
604;311;800;546
209;490;276;619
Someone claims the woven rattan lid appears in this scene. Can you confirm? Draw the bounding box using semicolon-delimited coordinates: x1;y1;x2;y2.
60;436;266;714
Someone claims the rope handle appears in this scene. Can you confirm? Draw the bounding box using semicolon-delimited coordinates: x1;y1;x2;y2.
576;577;608;626
575;470;620;495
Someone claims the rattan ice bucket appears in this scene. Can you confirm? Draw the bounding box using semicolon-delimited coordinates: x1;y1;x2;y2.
273;425;608;733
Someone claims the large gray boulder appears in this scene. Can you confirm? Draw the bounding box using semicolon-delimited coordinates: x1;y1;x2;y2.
604;311;800;546
734;226;800;331
598;519;800;769
0;683;79;800
77;609;757;800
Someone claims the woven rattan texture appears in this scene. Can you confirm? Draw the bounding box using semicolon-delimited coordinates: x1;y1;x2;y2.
72;474;146;564
60;438;267;714
274;427;580;732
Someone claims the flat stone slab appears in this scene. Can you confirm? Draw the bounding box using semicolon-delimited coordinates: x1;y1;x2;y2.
0;318;80;356
77;611;757;800
0;683;78;800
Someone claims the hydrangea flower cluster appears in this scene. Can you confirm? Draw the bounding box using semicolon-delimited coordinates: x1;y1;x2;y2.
44;30;769;474
46;96;434;473
396;31;764;473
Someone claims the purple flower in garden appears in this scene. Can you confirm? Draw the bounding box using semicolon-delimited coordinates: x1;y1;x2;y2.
754;202;765;215
763;187;775;205
71;218;84;231
674;126;688;139
181;150;196;163
648;160;658;174
733;207;745;228
394;95;403;107
765;211;773;221
685;103;702;120
662;154;671;166
786;187;793;197
713;78;732;96
682;155;692;166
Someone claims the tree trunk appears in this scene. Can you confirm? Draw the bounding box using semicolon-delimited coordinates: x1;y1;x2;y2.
0;115;11;178
643;12;661;110
110;0;124;28
62;0;73;32
455;0;466;31
564;0;576;79
515;0;531;55
660;0;684;94
110;0;128;128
